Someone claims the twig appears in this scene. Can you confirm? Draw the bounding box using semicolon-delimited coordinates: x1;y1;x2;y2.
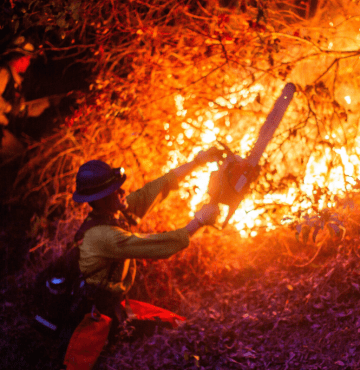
294;240;326;268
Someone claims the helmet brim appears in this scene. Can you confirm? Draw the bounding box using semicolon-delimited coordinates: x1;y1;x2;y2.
72;176;126;203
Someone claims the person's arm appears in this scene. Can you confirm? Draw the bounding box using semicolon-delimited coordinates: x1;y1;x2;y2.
83;203;220;260
185;203;220;236
172;147;223;182
0;68;10;95
126;147;222;219
84;224;190;259
125;171;179;219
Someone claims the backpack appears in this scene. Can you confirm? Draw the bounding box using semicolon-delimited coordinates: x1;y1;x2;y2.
32;215;122;337
33;246;88;336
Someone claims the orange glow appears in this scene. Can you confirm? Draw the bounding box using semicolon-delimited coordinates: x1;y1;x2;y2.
164;83;360;238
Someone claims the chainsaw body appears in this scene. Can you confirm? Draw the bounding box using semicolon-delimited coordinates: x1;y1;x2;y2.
208;154;260;228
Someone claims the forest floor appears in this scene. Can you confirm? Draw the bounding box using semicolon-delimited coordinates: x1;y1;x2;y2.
97;250;360;370
1;222;360;370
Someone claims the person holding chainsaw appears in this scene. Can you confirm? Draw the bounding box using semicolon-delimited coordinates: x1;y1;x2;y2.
72;148;222;338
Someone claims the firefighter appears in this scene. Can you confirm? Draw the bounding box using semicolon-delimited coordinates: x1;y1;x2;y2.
0;40;31;157
0;38;51;157
72;149;221;337
0;38;35;128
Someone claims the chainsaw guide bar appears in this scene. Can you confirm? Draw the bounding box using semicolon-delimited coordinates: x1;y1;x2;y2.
209;83;296;229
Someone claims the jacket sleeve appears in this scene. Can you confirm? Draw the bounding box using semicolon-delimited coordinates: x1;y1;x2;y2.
82;224;190;260
125;171;179;219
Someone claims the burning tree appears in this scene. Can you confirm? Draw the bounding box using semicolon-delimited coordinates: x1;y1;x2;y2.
5;0;360;272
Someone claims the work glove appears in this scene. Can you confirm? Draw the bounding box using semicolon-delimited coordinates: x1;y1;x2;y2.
195;204;220;225
194;147;223;165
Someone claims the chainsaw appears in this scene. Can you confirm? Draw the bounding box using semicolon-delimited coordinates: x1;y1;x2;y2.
208;83;296;229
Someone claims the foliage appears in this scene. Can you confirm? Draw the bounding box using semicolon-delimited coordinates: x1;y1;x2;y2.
3;204;360;369
2;0;360;306
2;0;358;249
294;208;346;244
3;2;360;368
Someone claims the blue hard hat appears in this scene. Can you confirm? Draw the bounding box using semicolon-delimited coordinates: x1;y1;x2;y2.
73;160;126;203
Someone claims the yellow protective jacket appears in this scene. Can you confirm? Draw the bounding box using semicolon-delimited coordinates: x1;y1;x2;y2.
78;171;190;295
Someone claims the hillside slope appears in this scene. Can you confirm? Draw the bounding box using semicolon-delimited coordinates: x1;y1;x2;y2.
2;205;360;369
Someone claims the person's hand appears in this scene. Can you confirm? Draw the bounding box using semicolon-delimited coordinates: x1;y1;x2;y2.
195;203;220;225
195;147;223;165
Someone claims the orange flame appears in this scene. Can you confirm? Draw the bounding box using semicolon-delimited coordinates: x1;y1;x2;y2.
164;86;359;237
